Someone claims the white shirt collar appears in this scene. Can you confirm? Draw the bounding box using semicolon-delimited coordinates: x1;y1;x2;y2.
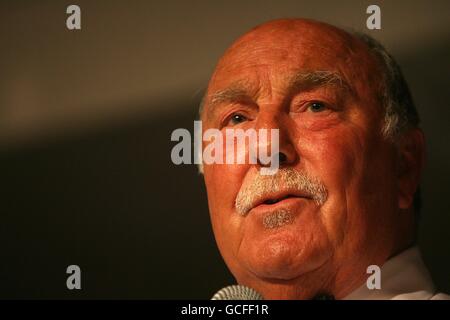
344;246;439;300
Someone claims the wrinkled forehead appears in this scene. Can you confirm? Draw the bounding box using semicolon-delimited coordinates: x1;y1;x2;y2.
206;20;382;105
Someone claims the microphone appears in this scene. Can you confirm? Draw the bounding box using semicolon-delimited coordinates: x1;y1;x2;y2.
211;285;264;300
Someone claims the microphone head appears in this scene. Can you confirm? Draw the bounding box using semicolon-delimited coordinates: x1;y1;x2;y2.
211;285;264;300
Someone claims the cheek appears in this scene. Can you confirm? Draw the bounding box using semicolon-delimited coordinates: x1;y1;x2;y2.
204;163;246;213
203;163;248;259
297;123;376;246
298;122;397;249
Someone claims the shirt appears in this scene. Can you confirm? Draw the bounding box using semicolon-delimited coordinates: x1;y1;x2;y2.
344;246;450;300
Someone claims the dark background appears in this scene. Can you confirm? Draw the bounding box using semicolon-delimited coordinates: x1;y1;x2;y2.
0;0;449;298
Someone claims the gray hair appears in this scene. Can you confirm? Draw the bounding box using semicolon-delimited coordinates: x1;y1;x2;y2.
353;32;420;139
354;32;422;220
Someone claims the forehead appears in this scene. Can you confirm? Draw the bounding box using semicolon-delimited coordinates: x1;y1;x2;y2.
216;33;351;74
205;22;381;105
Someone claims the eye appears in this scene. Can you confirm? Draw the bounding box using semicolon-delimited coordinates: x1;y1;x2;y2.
228;113;248;125
308;102;327;113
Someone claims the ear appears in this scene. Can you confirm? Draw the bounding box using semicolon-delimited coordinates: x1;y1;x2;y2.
396;128;425;209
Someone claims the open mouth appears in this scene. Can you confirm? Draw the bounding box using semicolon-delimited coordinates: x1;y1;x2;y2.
262;194;302;205
237;191;314;216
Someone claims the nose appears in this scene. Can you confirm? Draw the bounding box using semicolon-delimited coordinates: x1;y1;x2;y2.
277;151;288;164
254;113;298;169
256;139;296;168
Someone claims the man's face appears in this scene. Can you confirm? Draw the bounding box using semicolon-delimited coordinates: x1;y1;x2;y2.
202;20;402;298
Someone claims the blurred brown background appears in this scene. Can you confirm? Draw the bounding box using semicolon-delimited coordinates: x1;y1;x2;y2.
0;0;449;298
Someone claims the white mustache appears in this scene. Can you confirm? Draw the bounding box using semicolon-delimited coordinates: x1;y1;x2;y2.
235;168;328;216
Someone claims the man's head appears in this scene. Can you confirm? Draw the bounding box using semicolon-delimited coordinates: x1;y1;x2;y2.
200;18;425;299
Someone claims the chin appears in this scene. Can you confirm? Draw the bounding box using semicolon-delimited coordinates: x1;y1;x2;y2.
238;232;333;281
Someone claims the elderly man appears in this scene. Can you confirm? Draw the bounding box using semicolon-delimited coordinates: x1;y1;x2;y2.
199;18;448;300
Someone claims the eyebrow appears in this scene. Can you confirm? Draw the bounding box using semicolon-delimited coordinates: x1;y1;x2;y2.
204;70;351;119
202;82;253;119
287;70;351;94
